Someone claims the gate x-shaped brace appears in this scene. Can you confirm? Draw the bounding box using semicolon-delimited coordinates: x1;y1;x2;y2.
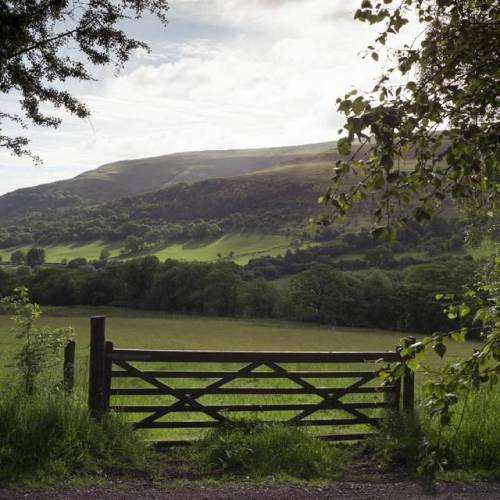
113;360;380;428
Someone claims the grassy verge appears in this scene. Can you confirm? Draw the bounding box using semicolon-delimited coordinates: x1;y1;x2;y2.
430;387;500;478
366;386;500;480
0;385;148;485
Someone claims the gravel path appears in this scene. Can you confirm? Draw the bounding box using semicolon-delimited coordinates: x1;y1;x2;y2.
1;481;500;499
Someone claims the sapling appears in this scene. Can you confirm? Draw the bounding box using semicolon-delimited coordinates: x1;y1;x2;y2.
1;287;74;395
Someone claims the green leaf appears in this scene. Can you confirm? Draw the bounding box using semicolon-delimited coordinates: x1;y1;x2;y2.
407;358;419;372
459;304;471;318
352;97;366;115
337;138;351;156
371;51;379;62
414;206;431;222
451;330;466;343
433;342;447;358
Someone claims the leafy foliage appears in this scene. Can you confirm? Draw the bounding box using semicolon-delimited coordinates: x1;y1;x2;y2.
324;0;500;478
0;0;169;162
0;254;477;335
321;0;499;231
0;287;73;394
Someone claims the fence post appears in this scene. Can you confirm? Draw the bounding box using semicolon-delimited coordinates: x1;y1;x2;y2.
88;316;106;417
63;339;76;392
103;341;113;412
402;336;416;412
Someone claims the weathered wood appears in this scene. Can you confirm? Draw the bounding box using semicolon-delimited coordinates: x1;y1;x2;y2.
109;349;401;363
402;336;416;412
63;339;75;392
110;370;380;379
291;374;378;422
87;316;414;447
88;316;106;417
103;341;113;413
113;359;229;423
131;361;265;429
109;385;397;396
111;401;395;413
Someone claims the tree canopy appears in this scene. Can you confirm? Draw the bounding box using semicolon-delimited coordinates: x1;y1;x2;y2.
321;0;499;236
0;0;169;162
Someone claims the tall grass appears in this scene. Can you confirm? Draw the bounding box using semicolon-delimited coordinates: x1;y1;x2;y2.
430;387;500;473
0;385;149;484
187;419;349;479
368;387;500;478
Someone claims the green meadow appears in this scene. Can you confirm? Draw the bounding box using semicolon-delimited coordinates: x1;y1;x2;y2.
0;234;494;266
0;307;476;444
0;233;299;265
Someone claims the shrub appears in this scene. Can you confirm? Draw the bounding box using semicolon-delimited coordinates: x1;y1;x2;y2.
0;387;148;484
188;420;348;479
365;410;425;473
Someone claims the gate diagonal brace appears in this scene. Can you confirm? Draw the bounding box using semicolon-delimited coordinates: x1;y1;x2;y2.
113;360;263;427
286;371;380;426
113;360;228;424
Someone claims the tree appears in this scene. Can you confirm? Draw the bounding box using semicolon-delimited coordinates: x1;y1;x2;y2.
121;235;144;256
99;248;110;261
25;247;45;267
10;250;25;265
324;0;499;476
319;0;498;234
286;265;355;325
239;279;277;318
203;263;242;316
67;257;87;269
1;287;73;394
0;0;169;162
364;245;397;268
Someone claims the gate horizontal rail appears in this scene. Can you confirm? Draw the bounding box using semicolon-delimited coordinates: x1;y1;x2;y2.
108;349;402;363
88;316;415;448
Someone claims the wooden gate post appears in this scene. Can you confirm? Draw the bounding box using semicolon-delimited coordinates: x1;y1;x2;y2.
103;341;114;412
63;339;76;392
88;316;108;417
402;336;416;412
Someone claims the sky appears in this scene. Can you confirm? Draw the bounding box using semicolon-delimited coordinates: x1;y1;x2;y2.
0;0;417;195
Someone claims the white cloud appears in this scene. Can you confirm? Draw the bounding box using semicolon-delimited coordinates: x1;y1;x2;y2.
0;0;421;194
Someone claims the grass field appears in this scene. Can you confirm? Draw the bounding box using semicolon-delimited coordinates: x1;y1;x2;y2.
153;233;295;264
0;240;123;262
0;307;476;444
1;233;495;266
0;233;299;265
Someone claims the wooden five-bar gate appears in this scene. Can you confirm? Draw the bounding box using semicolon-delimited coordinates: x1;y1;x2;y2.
87;316;415;447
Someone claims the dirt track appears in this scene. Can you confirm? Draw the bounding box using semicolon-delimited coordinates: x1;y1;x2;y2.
1;481;500;499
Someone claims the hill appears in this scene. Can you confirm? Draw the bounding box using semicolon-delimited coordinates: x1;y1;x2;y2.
0;142;337;222
0;160;335;248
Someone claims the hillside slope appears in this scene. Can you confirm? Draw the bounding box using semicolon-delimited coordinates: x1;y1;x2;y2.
0;142;336;221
